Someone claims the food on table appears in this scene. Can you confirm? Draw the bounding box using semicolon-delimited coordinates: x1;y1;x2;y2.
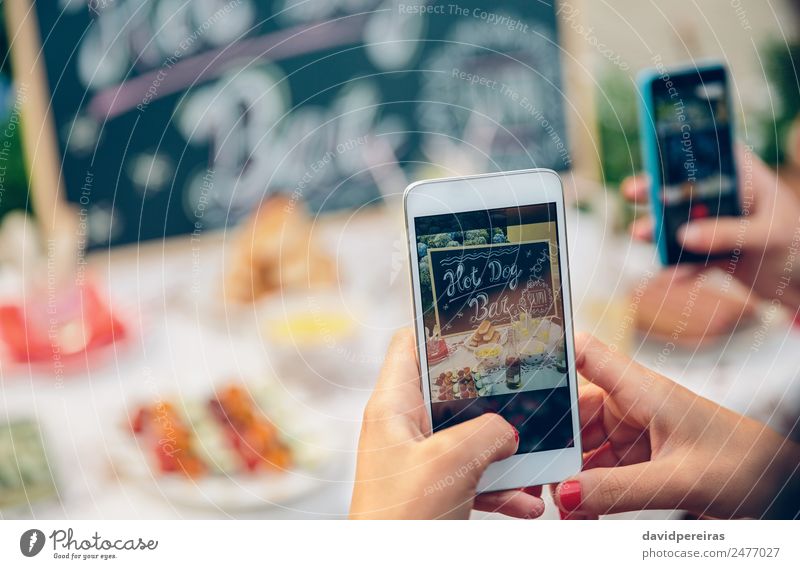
0;279;125;366
0;420;57;509
433;367;480;402
426;336;449;364
130;384;293;477
553;343;568;373
474;375;492;397
131;402;207;477
468;320;501;348
513;313;563;358
518;339;547;365
475;344;501;357
259;293;363;389
264;309;354;346
225;194;336;303
475;342;503;369
210;386;292;472
512;312;542;342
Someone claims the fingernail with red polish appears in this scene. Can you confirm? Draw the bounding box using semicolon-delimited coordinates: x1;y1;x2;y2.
558;480;582;512
513;428;519;444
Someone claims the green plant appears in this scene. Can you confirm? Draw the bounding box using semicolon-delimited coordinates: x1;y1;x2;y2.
596;67;641;187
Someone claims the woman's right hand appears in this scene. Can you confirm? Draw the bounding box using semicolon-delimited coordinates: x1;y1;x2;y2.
623;146;800;309
553;333;800;519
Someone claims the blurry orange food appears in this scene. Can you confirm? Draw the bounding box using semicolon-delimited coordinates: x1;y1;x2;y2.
225;194;337;303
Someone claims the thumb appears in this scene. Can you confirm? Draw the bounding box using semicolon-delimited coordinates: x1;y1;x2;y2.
424;413;518;481
574;333;665;423
554;460;685;515
678;217;751;255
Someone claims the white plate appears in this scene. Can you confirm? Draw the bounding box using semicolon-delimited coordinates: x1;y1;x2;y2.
110;403;343;511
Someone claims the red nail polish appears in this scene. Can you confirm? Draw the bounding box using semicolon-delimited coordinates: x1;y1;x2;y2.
558;480;582;511
513;428;519;444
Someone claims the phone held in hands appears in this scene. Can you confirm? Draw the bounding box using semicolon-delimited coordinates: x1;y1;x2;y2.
403;169;581;491
637;61;740;265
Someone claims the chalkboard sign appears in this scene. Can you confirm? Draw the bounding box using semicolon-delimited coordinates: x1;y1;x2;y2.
428;240;557;336
24;0;568;247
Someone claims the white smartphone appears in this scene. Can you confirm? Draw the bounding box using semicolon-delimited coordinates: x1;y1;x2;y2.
403;168;582;492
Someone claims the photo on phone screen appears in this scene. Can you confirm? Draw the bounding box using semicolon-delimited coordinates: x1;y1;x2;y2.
413;203;574;455
649;65;739;264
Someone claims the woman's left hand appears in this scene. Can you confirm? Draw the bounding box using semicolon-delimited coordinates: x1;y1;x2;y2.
350;329;545;519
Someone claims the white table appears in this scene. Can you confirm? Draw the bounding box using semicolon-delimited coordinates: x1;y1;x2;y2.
3;205;799;520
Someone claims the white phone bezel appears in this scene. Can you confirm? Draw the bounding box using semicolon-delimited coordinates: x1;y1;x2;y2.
403;168;582;492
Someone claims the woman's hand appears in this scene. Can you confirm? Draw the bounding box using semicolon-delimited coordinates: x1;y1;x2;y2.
624;146;800;309
553;333;800;519
350;329;545;520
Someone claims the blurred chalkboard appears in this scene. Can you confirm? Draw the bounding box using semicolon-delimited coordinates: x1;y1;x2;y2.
28;0;568;246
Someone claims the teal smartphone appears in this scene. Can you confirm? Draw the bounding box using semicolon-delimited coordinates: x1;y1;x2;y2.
637;62;740;265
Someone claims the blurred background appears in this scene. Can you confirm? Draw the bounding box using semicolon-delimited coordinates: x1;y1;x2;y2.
1;0;799;519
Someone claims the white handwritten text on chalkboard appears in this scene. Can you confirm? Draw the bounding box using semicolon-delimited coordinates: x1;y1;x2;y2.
429;241;555;336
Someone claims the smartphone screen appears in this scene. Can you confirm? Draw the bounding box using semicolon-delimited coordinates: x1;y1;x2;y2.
650;65;739;264
412;203;574;455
